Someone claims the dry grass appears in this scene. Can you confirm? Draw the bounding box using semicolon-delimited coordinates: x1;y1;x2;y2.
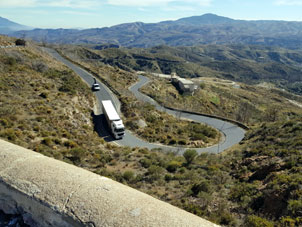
141;75;302;125
57;45;221;147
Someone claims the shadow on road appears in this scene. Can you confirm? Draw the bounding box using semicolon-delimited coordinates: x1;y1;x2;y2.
91;111;115;142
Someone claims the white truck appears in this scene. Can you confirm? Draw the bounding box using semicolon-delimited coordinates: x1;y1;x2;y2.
101;100;125;139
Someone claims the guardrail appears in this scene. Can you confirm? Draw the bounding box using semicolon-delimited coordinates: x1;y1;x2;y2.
0;139;218;227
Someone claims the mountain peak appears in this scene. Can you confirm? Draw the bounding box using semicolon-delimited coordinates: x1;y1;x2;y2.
0;16;32;34
175;13;234;25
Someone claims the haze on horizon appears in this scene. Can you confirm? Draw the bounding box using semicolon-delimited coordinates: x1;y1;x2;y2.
1;0;302;29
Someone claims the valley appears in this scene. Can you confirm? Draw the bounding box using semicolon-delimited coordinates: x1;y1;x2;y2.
59;44;302;95
0;24;302;227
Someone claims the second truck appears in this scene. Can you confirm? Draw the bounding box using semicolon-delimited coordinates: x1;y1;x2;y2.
101;100;125;139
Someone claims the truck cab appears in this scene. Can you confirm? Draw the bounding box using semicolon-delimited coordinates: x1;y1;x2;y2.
112;120;125;139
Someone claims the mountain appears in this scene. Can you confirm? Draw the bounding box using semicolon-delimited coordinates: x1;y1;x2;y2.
173;13;235;25
0;16;32;34
11;14;302;49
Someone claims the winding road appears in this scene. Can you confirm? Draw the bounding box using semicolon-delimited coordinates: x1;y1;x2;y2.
44;48;245;154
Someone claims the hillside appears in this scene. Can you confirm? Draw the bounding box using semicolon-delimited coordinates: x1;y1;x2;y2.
56;45;302;95
9;14;302;49
227;118;302;226
141;76;302;125
55;46;221;148
1;36;302;226
0;36;101;158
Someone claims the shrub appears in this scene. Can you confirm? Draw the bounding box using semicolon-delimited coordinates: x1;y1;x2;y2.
123;170;135;182
200;82;206;89
0;118;12;128
168;138;177;145
190;180;212;196
244;215;274;227
42;137;53;146
280;216;302;226
183;149;198;165
0;129;17;141
63;140;78;148
5;57;16;66
140;158;152;168
165;174;173;182
166;160;182;172
147;165;164;181
69;148;86;164
288;199;302;217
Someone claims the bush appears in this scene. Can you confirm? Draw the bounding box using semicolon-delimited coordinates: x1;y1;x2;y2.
0;118;12;128
165;174;173;182
200;82;206;89
288;199;302;217
123;170;135;182
183;149;198;165
63;140;78;148
42;137;53;146
140;158;152;168
0;129;17;141
244;215;274;227
5;57;16;66
190;180;212;196
166;160;182;172
147;165;164;181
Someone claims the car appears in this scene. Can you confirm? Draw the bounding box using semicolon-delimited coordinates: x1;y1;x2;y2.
92;78;101;91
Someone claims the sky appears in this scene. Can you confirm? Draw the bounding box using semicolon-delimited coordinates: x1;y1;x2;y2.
1;0;302;29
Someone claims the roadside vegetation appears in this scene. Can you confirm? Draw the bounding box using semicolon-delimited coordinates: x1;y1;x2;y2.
56;44;302;95
1;37;301;226
57;45;220;148
121;96;219;147
141;76;302;125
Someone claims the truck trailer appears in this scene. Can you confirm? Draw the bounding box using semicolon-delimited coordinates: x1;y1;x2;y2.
101;100;125;139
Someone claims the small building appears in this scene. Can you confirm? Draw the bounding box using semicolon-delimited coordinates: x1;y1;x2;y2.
171;73;198;95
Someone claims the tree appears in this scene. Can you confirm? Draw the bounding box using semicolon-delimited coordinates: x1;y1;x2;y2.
183;149;198;165
236;101;252;124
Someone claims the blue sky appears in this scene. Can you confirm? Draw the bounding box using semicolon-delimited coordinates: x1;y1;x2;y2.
1;0;302;29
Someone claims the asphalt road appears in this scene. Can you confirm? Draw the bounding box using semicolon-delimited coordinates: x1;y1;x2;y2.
45;48;245;154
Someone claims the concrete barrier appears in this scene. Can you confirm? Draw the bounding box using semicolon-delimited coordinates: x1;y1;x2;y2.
0;139;219;227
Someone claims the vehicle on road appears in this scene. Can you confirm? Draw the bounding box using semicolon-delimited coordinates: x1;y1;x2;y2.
92;78;100;91
102;100;125;139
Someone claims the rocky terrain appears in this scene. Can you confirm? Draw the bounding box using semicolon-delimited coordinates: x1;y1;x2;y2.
0;35;301;226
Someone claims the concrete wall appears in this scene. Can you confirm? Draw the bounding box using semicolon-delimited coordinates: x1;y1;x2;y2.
0;139;219;227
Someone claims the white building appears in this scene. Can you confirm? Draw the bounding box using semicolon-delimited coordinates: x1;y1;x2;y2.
171;74;198;94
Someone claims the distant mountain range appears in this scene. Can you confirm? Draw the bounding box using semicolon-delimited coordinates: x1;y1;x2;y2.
0;16;32;34
2;14;302;49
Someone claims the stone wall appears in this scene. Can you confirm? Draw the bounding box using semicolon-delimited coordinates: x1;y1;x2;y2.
0;139;219;227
